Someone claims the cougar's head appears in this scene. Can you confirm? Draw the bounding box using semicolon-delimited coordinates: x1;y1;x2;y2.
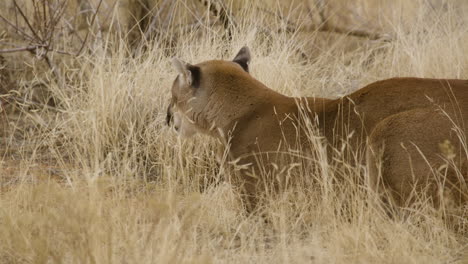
166;46;251;138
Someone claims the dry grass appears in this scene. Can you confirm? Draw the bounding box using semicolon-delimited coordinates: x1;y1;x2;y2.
1;0;468;263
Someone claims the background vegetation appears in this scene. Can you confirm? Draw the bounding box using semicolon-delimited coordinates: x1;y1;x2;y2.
0;0;467;263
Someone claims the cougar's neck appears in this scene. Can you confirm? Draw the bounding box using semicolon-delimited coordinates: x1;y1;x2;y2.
206;77;286;142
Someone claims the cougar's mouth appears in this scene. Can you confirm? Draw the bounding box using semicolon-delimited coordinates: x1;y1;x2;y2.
166;103;182;133
166;104;173;126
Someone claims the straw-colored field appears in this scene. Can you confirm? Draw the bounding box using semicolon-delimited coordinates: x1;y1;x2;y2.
0;0;467;263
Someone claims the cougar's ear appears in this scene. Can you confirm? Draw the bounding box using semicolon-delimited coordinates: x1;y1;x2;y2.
172;58;201;88
232;46;251;73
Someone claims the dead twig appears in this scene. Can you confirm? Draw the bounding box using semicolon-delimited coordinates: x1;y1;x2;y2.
0;46;71;56
12;0;42;41
0;46;41;53
1;93;59;111
0;41;73;55
76;0;104;56
0;13;35;41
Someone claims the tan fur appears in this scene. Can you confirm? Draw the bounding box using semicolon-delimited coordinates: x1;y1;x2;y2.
167;47;468;210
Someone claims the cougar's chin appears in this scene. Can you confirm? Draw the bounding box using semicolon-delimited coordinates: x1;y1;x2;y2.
173;112;198;138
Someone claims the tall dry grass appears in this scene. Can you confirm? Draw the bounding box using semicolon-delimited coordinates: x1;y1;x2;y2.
0;0;467;263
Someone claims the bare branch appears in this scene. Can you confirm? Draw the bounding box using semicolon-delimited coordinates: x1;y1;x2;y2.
43;1;68;57
43;54;64;89
0;13;35;41
13;0;42;41
0;46;39;53
1;44;75;58
61;18;85;43
42;0;47;34
76;0;104;56
2;93;60;111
